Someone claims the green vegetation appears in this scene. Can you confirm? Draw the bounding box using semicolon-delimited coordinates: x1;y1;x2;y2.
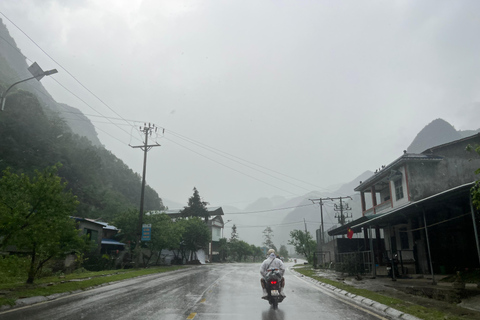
295;266;463;320
262;227;276;251
288;229;316;264
440;269;480;284
0;166;86;283
180;187;210;222
214;224;265;263
0;266;186;307
0;90;164;222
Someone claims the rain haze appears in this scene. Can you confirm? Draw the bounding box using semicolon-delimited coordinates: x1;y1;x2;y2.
1;0;479;212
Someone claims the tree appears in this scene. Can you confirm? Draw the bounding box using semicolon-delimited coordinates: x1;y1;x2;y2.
218;238;229;261
113;209;139;249
262;227;276;251
288;230;316;263
236;240;252;261
230;224;239;242
181;217;211;261
0;165;84;283
251;245;264;262
144;213;180;265
279;245;290;261
180;187;210;222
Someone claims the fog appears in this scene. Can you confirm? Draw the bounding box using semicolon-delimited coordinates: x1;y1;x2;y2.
1;0;479;218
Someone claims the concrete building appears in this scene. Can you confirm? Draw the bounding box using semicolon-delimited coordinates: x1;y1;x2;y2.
328;133;480;276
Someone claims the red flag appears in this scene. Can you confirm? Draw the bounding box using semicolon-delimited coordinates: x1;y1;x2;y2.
347;228;354;239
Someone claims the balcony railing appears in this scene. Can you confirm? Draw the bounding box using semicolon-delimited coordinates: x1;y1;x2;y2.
363;199;392;216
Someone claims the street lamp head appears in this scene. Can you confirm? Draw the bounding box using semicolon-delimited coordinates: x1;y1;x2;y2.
1;62;58;111
43;69;58;76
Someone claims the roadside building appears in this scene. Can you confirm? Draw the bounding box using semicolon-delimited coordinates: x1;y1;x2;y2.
328;133;480;277
158;207;226;264
74;217;125;254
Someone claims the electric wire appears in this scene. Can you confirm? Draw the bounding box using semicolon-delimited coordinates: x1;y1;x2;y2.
0;12;357;207
0;12;134;128
225;203;315;215
164;136;302;197
164;129;338;194
0;20;143;146
0;16;317;198
235;220;320;229
164;131;314;193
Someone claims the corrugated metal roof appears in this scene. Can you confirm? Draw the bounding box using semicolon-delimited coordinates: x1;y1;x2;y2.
73;217;119;230
150;207;224;217
101;239;125;246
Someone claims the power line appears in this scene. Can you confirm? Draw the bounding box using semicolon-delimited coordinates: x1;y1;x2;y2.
164;136;302;197
235;220;320;229
165;129;337;194
0;12;133;127
225;203;315;215
165;132;314;193
0;16;144;146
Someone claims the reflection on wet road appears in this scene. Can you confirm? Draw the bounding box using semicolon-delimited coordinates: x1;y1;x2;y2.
0;263;385;320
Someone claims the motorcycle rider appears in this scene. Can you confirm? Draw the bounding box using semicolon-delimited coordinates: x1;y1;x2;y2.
260;248;286;299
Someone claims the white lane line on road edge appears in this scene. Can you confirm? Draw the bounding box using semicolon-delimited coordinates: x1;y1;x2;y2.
290;270;389;320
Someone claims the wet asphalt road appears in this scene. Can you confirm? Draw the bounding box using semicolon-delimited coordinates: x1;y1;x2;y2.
0;263;386;320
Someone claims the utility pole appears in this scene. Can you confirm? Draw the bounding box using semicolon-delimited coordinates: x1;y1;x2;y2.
332;196;352;226
309;198;331;245
130;123;160;265
309;198;332;266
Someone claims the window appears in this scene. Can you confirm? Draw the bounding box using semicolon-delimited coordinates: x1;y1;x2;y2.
84;228;99;243
394;179;404;200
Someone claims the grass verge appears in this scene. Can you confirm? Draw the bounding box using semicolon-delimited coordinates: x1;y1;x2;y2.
294;266;461;320
0;266;187;307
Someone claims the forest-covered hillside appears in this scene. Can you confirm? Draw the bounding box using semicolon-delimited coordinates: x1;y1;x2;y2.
0;20;164;222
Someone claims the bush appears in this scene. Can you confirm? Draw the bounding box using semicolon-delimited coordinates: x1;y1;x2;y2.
0;255;30;284
82;253;116;271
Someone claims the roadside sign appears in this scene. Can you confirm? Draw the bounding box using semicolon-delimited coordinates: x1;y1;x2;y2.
141;224;152;241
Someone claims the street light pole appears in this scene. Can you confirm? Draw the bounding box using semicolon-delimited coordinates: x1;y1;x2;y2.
1;62;58;111
222;220;232;238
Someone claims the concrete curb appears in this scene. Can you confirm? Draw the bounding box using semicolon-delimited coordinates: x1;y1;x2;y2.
290;268;422;320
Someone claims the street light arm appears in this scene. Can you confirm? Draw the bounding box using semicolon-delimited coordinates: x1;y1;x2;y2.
1;67;58;111
1;76;38;111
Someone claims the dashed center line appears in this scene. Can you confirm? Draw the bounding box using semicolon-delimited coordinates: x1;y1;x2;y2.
186;312;197;319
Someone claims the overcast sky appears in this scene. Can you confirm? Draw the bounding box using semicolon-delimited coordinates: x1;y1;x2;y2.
1;0;479;209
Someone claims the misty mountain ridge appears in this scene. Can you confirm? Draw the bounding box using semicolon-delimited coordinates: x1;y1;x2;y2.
0;19;163;221
407;118;480;153
0;19;101;146
237;118;480;248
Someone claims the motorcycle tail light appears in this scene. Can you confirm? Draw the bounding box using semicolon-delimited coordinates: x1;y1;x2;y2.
270;280;277;285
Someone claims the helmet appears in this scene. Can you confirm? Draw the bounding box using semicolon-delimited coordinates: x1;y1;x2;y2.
267;248;275;255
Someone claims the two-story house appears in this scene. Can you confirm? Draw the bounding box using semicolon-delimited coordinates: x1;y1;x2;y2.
160;206;225;264
329;133;480;276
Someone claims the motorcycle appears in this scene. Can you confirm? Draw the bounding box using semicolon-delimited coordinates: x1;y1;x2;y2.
263;268;284;309
386;253;399;279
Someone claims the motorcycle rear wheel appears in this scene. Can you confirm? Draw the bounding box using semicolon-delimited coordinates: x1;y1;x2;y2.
272;298;278;310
